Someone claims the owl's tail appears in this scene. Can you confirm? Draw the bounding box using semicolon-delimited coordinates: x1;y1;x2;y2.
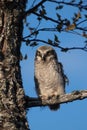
49;104;60;111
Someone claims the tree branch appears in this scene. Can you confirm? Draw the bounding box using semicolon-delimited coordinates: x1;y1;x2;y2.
25;90;87;108
47;0;87;10
22;38;87;52
23;0;47;19
30;12;87;32
33;12;60;24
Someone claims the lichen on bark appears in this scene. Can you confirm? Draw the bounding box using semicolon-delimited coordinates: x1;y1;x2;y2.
0;1;29;130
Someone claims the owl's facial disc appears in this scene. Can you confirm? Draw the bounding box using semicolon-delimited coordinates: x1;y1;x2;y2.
36;50;46;61
35;46;58;62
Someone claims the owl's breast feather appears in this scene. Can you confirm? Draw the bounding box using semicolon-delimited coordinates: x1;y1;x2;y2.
35;61;60;85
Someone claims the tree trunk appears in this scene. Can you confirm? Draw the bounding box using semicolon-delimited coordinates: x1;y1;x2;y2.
0;1;29;130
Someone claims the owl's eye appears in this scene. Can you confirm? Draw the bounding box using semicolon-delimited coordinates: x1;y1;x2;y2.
36;51;40;56
47;51;52;56
46;50;57;59
36;51;41;56
47;50;55;56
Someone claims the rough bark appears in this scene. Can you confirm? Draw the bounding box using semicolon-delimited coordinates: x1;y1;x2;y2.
0;1;29;130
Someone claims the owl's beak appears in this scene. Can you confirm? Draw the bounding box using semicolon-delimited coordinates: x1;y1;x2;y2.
41;55;45;61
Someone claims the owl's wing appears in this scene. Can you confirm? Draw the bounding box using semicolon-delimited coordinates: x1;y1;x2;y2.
58;62;69;86
34;76;41;97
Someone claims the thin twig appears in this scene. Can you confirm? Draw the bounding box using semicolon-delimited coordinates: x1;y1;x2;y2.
23;0;47;19
47;0;86;9
22;38;87;52
33;12;60;24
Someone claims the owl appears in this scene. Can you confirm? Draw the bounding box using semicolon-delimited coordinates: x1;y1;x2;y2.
34;46;67;110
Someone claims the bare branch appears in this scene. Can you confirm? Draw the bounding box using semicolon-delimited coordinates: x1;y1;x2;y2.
25;90;87;108
33;12;60;24
23;27;87;40
22;38;87;52
23;0;47;19
77;19;87;26
30;12;87;32
47;0;87;10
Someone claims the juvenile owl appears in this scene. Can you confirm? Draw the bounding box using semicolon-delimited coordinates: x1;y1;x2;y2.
34;46;67;110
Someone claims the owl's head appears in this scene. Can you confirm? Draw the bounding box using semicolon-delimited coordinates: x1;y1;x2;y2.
35;46;58;62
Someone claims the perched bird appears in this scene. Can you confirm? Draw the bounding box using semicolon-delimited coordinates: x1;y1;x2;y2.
34;46;68;110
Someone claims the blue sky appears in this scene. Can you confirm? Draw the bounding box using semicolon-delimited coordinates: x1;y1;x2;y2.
21;1;87;130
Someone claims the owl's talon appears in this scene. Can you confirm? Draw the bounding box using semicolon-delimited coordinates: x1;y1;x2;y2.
48;96;52;100
40;95;48;100
56;95;60;99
